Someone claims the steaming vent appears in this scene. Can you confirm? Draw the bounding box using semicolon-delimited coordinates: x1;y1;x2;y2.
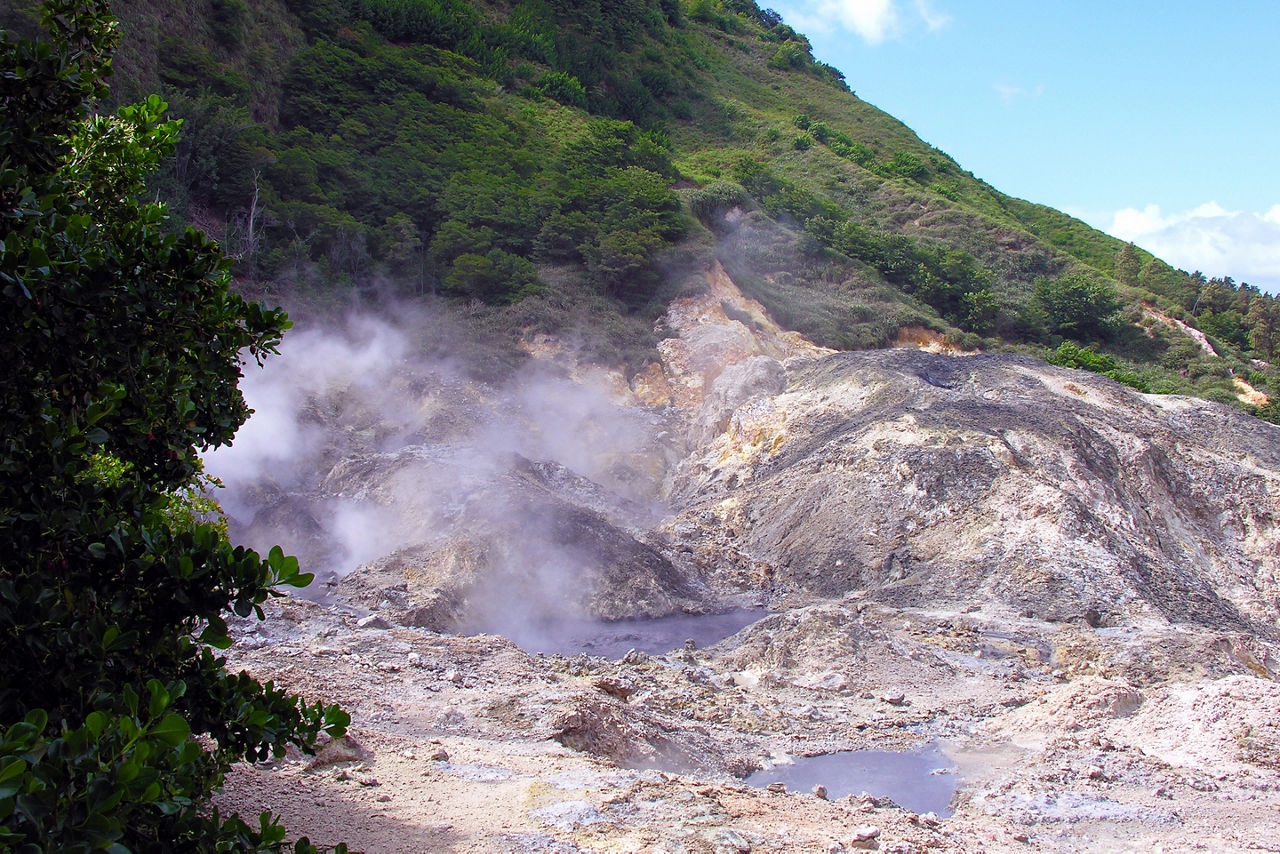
205;313;725;654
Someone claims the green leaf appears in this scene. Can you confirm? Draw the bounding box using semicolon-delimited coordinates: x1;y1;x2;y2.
117;759;140;784
26;243;49;270
149;713;190;747
0;760;26;799
85;711;108;738
147;680;170;718
0;760;25;784
22;710;47;733
200;617;232;649
121;685;139;717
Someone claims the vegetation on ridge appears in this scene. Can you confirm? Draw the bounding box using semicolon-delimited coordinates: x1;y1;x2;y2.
3;0;1278;410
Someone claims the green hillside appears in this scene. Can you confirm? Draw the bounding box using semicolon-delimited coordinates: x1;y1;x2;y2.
6;0;1278;414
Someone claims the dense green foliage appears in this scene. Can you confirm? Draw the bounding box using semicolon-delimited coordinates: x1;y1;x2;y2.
77;0;1280;418
0;4;348;848
1046;342;1150;393
1033;273;1121;340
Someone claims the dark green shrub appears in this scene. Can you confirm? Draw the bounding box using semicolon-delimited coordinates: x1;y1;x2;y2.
209;0;249;44
1047;343;1151;392
688;179;749;222
355;0;479;46
768;40;807;70
1034;273;1121;340
886;151;929;181
0;5;348;848
531;70;587;108
444;249;541;301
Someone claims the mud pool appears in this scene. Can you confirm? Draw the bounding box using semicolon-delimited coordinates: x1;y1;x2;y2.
747;743;958;816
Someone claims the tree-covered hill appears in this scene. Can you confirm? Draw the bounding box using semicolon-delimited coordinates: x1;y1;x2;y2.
5;0;1277;416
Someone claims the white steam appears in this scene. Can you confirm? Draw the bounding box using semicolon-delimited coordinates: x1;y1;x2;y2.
203;309;677;634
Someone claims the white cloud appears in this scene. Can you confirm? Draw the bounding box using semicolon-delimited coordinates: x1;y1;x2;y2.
994;83;1023;105
914;0;952;31
1106;202;1280;294
826;0;899;43
994;81;1044;106
783;0;949;43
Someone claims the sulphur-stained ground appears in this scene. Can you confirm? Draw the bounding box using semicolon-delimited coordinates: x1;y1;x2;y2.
215;594;1280;853
212;264;1280;852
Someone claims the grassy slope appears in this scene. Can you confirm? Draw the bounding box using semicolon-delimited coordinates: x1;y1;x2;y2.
47;0;1280;414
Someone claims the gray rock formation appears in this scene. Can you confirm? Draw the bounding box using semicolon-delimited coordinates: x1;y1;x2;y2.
669;349;1280;637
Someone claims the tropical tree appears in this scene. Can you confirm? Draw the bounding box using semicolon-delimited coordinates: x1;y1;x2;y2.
1033;273;1121;340
1115;242;1140;288
0;3;347;849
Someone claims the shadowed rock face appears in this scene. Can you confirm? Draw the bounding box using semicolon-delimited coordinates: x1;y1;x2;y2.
669;349;1280;637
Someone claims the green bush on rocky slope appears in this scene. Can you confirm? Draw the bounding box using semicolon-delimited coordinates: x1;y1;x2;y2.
7;0;1277;415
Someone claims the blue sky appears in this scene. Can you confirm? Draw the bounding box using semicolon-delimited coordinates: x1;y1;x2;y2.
767;0;1280;293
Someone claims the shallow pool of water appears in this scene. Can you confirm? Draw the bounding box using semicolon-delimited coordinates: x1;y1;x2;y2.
747;743;957;817
491;608;766;659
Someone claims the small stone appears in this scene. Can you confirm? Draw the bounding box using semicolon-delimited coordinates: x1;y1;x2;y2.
357;614;391;630
593;675;637;700
307;735;369;770
812;784;828;800
407;652;423;667
881;692;907;706
1012;832;1030;843
849;825;881;849
428;748;449;762
354;773;380;787
376;793;392;803
1051;669;1067;680
766;782;787;793
1087;766;1106;780
712;827;752;852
